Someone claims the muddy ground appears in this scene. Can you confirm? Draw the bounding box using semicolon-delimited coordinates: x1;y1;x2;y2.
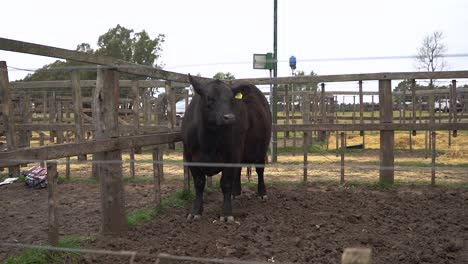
1;178;467;264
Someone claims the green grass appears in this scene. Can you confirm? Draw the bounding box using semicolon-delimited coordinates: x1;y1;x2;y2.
3;236;94;264
126;189;194;228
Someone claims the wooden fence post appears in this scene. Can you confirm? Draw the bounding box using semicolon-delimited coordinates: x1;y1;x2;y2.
451;80;458;138
411;79;417;136
166;81;176;149
19;94;32;148
318;83;326;141
340;132;345;184
70;70;86;161
285;84;290;139
303;131;308;183
129;148;135;179
379;79;394;184
94;67;127;235
48;92;57;143
65;135;71;181
335;131;339;157
153;148;162;207
158;147;164;181
0;61;20;177
359;80;365;142
131;79;142;154
431;131;436;186
47;161;59;247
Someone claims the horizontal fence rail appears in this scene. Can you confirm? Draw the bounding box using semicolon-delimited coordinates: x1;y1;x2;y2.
0;132;181;167
232;71;468;85
0;37;211;83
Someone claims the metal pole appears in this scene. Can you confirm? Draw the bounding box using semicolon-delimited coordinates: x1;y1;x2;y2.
271;0;278;162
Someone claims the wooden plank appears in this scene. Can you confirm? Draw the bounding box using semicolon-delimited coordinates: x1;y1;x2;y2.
70;70;86;160
341;248;371;264
272;123;468;132
2;124;175;133
0;37;208;83
379;79;394;184
94;67;127;235
4;121;467;135
0;61;20;177
47;161;59;247
10;79;188;89
232;71;468;85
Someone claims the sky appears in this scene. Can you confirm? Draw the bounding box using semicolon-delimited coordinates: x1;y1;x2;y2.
1;0;468;101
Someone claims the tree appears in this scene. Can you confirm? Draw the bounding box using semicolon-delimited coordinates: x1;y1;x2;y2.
295;70;318;92
414;31;448;86
213;72;235;80
22;24;165;82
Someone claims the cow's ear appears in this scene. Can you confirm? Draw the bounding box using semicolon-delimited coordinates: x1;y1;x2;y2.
188;74;205;96
232;84;250;98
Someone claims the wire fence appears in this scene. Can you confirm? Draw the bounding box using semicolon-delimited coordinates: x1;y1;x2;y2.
0;242;301;264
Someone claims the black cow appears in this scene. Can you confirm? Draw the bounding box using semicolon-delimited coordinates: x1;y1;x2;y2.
181;74;272;222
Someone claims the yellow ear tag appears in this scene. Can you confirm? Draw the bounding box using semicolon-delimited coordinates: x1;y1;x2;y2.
235;92;243;99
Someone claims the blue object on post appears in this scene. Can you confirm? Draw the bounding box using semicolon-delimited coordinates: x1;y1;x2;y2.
289;56;296;70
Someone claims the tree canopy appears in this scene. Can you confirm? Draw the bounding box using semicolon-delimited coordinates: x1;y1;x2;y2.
213;72;235;80
22;24;165;81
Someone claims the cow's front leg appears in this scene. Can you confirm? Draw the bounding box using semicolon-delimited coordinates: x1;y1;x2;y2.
256;166;267;201
220;169;235;223
187;167;205;222
231;167;242;198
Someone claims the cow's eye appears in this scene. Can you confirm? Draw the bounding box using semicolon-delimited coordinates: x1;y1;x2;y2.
207;97;215;104
205;96;215;109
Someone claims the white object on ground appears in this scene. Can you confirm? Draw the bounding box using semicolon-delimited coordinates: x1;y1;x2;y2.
0;177;19;186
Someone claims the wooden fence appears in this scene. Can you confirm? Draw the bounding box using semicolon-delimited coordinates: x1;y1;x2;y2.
1;37;468;238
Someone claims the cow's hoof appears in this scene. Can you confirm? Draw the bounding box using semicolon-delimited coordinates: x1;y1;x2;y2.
258;195;267;201
220;216;235;223
187;214;202;222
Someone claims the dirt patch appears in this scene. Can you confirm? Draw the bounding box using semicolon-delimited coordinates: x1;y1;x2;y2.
1;180;467;264
0;179;182;262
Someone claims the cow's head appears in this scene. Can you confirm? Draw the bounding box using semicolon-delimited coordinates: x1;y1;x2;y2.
188;74;236;126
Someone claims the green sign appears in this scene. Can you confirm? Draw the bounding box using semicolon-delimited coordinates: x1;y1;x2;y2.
253;52;274;70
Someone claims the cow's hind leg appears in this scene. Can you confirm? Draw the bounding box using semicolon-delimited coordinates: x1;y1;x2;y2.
256;165;267;200
187;168;205;221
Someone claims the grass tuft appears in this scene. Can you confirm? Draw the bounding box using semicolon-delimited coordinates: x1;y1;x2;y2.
127;189;194;228
3;236;94;264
